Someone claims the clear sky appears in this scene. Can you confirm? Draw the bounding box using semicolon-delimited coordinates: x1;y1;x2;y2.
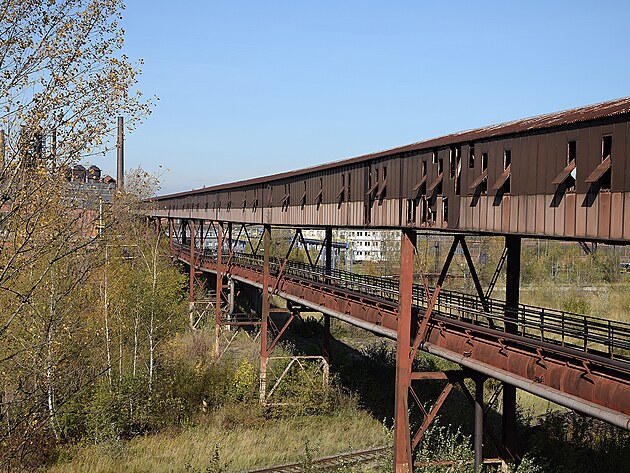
96;0;630;195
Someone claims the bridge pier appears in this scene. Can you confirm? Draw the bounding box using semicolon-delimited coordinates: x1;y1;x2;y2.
214;222;223;357
474;374;485;471
323;226;332;362
188;219;197;329
257;225;332;405
260;224;271;403
394;228;416;472
503;235;521;462
395;233;519;471
168;217;174;255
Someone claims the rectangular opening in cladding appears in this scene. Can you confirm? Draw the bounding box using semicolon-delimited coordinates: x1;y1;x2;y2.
406;198;416;224
422;160;427;177
381;166;387;199
317;178;323;203
469;145;475;168
421;196;428;224
567;141;577;192
442;197;448;224
437;158;444;194
450;147;456;178
502;149;511;194
455;149;462;196
347;173;351;201
567;140;577;163
601;135;612;190
432;149;438;164
602;135;612;160
337;175;345;202
480;153;489;194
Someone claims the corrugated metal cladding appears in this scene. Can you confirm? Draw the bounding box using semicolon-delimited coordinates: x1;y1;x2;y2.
150;98;630;243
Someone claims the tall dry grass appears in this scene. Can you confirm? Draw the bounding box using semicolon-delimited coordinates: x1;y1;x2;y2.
49;404;387;472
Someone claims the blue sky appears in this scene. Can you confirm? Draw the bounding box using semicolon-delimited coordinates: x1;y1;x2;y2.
98;1;630;195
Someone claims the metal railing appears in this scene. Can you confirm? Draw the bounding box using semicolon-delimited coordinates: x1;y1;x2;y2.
178;244;630;363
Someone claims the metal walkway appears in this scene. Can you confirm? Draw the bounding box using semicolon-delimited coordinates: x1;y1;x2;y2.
195;246;630;364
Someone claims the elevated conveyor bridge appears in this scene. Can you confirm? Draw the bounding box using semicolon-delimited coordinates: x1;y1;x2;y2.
146;98;630;471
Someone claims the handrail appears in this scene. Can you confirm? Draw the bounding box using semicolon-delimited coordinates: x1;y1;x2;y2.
176;243;630;362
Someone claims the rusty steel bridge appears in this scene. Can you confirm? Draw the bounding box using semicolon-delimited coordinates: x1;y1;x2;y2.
145;98;630;472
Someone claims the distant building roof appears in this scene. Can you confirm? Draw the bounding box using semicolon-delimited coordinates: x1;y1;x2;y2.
65;181;116;206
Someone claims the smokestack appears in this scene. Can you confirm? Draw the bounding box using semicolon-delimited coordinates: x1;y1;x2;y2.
116;116;124;192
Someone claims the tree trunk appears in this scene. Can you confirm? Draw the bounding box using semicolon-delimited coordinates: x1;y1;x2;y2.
103;245;112;390
47;290;59;441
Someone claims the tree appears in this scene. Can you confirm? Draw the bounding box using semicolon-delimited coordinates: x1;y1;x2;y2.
0;0;151;327
0;1;150;466
0;175;103;465
108;215;187;391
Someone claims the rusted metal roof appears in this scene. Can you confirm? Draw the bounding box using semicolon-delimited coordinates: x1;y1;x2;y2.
156;97;630;200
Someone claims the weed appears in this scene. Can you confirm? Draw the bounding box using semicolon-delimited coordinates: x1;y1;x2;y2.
184;445;231;473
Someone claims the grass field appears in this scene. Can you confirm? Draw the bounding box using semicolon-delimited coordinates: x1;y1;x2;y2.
49;404;388;473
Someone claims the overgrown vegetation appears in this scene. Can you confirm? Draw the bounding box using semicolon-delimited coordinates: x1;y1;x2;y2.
47;329;388;473
47;322;630;473
0;0;152;468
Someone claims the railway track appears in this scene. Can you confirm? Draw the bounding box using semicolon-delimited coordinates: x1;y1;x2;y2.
245;445;390;472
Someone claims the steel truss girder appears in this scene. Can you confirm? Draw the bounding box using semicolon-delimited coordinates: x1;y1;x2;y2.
173;226;630;473
173;243;630;417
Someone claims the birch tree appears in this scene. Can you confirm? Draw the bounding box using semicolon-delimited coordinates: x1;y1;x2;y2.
0;0;151;336
0;0;150;466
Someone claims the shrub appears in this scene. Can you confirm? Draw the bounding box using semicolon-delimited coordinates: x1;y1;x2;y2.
414;424;473;473
232;357;257;402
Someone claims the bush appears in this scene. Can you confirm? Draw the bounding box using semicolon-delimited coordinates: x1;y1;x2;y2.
266;358;337;416
526;411;630;473
84;375;185;443
232;357;258;402
561;291;590;315
414;424;473;473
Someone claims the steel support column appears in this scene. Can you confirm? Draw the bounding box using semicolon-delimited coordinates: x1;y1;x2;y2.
503;235;521;462
189;220;196;328
260;224;271;402
168;218;174;256
323;226;332;361
214;222;223;357
228;222;233;251
474;374;485;471
394;228;416;472
226;223;235;319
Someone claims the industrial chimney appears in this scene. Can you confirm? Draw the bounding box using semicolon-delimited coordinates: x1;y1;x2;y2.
116;116;124;192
